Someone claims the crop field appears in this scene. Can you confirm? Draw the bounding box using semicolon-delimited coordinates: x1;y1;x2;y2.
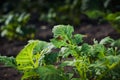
0;0;120;80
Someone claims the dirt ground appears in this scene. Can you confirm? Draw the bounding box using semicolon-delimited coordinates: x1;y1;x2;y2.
0;23;120;80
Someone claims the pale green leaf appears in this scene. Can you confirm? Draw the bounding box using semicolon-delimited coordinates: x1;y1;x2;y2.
51;25;74;48
99;37;114;45
52;25;74;38
16;40;40;70
60;47;75;58
60;61;75;67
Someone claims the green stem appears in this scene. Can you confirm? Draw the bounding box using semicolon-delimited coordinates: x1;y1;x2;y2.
67;38;88;80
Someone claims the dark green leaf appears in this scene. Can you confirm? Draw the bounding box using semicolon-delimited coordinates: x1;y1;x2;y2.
72;34;83;45
36;65;68;80
0;56;16;68
44;53;58;64
22;69;39;80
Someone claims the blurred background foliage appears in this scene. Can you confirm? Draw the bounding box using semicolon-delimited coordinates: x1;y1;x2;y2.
0;12;35;40
0;0;120;40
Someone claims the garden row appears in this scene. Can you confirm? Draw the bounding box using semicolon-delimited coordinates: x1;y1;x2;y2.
0;25;120;80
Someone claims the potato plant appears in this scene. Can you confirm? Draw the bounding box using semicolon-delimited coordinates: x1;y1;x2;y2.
0;25;120;80
105;12;120;33
0;12;35;40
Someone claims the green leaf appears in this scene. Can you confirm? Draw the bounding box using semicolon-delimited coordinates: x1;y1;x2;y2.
93;44;106;58
85;10;105;19
72;34;83;45
16;40;54;71
80;43;91;56
106;55;120;67
16;40;40;70
106;13;116;21
99;37;114;45
0;56;16;68
33;41;49;54
44;53;58;65
52;25;74;38
51;25;74;48
51;38;68;48
36;65;68;80
111;39;120;47
5;14;13;25
22;69;39;80
60;47;75;58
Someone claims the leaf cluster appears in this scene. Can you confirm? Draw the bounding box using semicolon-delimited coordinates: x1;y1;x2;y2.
0;25;120;80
